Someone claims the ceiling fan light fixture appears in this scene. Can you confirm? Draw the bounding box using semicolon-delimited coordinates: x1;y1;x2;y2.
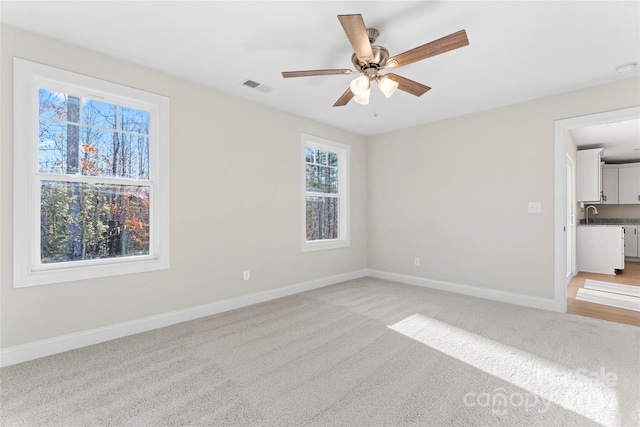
353;91;370;105
350;75;370;97
377;76;399;98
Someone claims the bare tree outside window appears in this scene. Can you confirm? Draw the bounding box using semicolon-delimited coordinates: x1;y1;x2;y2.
38;88;151;264
14;58;169;287
305;146;340;240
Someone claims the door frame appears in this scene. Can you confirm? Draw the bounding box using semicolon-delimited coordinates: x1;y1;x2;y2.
566;153;576;285
553;106;640;312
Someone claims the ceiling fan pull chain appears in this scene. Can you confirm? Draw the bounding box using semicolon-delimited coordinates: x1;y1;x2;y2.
370;83;378;118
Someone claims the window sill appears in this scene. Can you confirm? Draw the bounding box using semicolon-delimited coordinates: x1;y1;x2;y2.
302;239;350;252
14;256;170;288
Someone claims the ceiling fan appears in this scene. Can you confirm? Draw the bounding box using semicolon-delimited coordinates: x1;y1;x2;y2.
282;14;469;107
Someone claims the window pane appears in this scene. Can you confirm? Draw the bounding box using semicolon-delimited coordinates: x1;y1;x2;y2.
79;127;114;176
306;164;338;194
83;99;116;129
39;121;85;174
305;147;315;163
40;181;150;264
306;196;339;240
306;164;318;191
328;152;338;167
121;106;150;135
39;120;68;173
123;134;150;179
317;149;328;165
38;89;79;122
329;166;338;193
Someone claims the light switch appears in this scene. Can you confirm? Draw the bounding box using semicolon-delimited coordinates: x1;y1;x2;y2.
528;202;542;213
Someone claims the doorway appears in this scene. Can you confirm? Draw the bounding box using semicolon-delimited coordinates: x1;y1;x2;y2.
554;106;640;314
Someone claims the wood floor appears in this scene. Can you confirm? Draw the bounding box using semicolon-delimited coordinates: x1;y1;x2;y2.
567;260;640;326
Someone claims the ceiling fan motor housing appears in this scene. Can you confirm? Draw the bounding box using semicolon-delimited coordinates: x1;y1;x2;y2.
352;45;389;73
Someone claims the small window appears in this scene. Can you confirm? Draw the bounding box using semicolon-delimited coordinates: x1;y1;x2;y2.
302;134;349;252
13;58;170;287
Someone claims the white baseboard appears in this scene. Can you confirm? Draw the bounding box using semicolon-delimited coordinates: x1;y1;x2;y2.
0;269;367;367
0;269;557;367
366;269;557;312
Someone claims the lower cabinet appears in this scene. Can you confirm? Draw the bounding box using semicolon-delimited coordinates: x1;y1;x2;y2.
577;226;625;274
623;225;639;258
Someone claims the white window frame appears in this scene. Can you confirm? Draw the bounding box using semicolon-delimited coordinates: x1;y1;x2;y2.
13;58;170;287
301;133;350;252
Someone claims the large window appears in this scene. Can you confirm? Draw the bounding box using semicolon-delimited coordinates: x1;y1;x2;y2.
14;58;170;287
302;134;349;252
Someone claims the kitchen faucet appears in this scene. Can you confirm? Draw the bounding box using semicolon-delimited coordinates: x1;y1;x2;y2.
585;205;598;225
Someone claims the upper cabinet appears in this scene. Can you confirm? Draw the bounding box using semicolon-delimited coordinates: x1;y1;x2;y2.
576;153;640;205
601;165;619;204
618;164;640;204
576;148;603;202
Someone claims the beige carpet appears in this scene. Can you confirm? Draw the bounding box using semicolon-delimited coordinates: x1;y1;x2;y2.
1;277;639;426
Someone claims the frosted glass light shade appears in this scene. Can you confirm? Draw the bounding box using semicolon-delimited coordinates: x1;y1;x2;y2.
378;76;399;98
353;91;370;105
349;75;370;97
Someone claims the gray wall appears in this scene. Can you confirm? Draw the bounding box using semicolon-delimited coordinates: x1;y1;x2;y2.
367;77;639;299
0;26;368;347
2;24;639;350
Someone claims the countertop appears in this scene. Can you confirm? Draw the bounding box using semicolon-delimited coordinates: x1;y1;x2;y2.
578;218;640;226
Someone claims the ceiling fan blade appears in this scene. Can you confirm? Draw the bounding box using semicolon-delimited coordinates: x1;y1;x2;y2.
338;14;374;64
282;69;355;78
333;87;354;107
385;73;431;97
386;29;469;69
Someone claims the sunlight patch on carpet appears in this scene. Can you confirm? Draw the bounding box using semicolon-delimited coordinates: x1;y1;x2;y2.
388;314;619;425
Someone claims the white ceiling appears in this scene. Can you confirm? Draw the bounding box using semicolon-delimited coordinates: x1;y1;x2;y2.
1;1;639;139
570;118;640;163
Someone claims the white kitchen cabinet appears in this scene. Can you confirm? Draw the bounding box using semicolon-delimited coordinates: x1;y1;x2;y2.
601;166;619;204
623;225;639;258
577;226;625;274
618;164;640;204
576;149;603;202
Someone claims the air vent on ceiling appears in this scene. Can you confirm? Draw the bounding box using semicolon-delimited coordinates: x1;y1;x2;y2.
243;79;260;88
241;79;273;94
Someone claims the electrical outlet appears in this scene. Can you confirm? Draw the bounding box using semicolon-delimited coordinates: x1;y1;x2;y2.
528;202;542;213
243;271;250;281
414;257;420;267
